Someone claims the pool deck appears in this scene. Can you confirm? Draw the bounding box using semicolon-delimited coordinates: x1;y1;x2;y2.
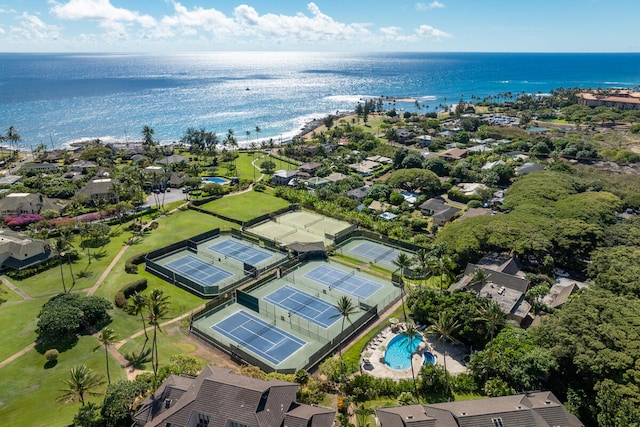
360;323;468;380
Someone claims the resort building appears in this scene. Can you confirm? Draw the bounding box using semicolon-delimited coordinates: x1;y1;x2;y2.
0;192;64;218
77;178;120;205
133;366;335;427
376;391;584;426
577;90;640;110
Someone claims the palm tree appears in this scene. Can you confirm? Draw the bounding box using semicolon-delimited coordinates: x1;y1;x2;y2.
57;365;105;406
435;255;454;296
129;291;149;345
354;403;374;427
469;267;490;289
54;236;69;293
147;288;170;380
413;248;429;286
330;296;358;358
474;301;505;379
392;253;413;322
424;312;461;399
401;322;422;394
94;327;118;384
6;126;21;154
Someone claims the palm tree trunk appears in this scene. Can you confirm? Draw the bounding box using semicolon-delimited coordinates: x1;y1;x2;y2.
59;258;67;293
105;345;111;385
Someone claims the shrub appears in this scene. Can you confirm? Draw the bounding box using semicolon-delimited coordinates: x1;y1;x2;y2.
45;349;59;362
125;253;146;274
253;183;266;192
468;199;482;208
120;278;148;298
448;188;483;204
631;123;640;134
114;291;127;309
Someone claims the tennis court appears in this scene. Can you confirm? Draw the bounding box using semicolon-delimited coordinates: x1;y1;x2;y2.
164;254;233;287
211;310;306;365
207;239;273;266
263;285;340;329
304;264;383;299
351;241;400;264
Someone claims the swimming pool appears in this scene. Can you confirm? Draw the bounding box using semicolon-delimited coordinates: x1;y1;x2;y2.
423;351;436;365
202;176;228;184
384;334;423;370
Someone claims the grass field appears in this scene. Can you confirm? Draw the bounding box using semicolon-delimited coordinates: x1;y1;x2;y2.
0;335;126;427
199;190;290;222
0;299;44;361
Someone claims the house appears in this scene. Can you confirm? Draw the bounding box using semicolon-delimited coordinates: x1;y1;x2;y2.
415;135;432;148
132;366;335;427
454;256;532;326
379;212;397;220
347;186;369;202
0;175;23;186
516;162;545;175
366;155;392;164
271;170;298;186
482;160;507;170
157;154;188;165
0;228;53;270
376;391;584;427
0;193;64;218
349;160;380;176
418;198;461;226
69;160;98;174
304;176;331;189
439;148;468;162
457;183;489;197
467;144;493;153
19;161;59;173
298;162;322;176
77;178;119;205
325;172;349;184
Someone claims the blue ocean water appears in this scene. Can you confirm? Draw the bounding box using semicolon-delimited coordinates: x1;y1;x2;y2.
1;52;639;150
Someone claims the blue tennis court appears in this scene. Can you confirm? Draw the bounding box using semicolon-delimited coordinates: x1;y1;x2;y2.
208;239;273;265
351;242;399;264
264;285;341;329
212;310;306;365
304;265;383;299
165;255;233;287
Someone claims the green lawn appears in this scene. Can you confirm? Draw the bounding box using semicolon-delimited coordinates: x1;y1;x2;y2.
0;283;23;303
118;323;218;370
0;299;44;361
13;227;135;298
200;190;290;222
0;336;126;427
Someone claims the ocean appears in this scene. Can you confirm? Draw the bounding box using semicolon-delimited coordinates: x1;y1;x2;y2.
1;51;639;150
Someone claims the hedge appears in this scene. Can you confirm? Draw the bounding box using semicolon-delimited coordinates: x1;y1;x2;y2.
447;188;483;204
6;252;80;280
114;278;148;308
125;252;147;274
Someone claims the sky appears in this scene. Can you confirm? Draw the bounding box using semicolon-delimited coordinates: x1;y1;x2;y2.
0;0;639;53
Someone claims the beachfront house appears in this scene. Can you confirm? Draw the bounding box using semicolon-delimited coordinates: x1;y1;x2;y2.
133;366;335;427
271;170;298;186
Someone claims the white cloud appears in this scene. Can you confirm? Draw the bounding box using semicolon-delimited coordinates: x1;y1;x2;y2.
9;12;61;40
416;2;445;11
50;0;155;27
415;24;451;38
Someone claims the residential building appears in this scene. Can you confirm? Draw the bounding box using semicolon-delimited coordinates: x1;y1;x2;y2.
376;391;583;427
482;160;507;170
439;148;468;162
324;172;349;184
0;228;53;270
454;256;531;326
366;155;392;164
77;178;119;205
69;160;98;173
133;366;335;427
0;175;23;186
347;186;369;202
19;161;59;173
349;160;380;176
516;162;545;175
271;170;298;186
0;192;64;218
157;154;189;165
418;198;461;226
298;162;322;176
